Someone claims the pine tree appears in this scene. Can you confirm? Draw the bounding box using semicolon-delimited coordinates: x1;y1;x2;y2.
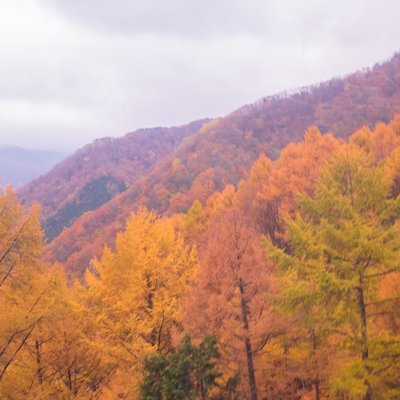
141;336;222;400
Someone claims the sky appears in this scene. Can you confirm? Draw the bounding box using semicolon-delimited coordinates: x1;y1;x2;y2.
0;0;400;152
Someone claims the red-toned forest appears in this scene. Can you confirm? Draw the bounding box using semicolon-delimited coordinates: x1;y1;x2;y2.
2;54;400;399
20;53;400;277
19;120;208;241
1;117;400;399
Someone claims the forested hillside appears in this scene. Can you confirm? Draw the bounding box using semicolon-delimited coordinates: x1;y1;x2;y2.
41;53;400;275
19;120;208;240
4;0;400;396
2;117;399;399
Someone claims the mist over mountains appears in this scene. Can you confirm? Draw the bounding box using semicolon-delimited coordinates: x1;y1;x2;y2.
17;52;400;275
3;0;400;397
0;146;64;188
2;37;400;400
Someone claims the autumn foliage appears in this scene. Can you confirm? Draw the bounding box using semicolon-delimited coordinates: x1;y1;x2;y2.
2;115;400;398
19;53;400;277
4;51;400;399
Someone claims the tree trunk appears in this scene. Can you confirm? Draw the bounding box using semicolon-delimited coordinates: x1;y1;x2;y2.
357;275;372;400
315;378;320;400
311;330;320;400
35;339;43;384
200;379;205;400
238;277;258;400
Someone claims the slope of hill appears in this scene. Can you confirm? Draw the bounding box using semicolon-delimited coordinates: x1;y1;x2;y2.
30;52;400;275
0;147;64;188
19;120;208;240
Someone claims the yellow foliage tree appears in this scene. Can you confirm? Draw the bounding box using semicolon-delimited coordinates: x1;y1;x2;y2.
81;209;198;398
0;188;66;399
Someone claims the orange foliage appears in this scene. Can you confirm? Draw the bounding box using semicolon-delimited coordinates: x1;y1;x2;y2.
43;53;400;277
183;209;278;399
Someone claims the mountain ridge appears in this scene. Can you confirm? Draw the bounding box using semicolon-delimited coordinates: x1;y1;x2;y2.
19;119;209;240
21;52;400;276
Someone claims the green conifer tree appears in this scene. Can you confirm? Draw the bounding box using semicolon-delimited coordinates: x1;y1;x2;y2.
266;147;400;400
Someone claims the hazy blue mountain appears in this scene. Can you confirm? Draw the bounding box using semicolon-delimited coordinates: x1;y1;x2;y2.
0;146;65;188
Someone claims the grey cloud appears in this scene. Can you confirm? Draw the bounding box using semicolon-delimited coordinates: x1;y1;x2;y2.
0;0;399;151
41;0;272;37
41;0;400;44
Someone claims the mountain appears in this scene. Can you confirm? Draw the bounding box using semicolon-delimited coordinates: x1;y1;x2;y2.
18;120;208;241
21;52;400;276
0;147;64;188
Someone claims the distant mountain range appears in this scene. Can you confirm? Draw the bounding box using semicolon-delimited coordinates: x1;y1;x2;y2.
19;52;400;276
0;147;65;188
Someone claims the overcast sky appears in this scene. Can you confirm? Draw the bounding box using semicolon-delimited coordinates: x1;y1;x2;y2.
0;0;399;151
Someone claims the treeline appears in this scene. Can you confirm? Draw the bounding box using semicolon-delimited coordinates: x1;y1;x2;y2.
1;118;400;399
27;53;400;277
19;120;207;241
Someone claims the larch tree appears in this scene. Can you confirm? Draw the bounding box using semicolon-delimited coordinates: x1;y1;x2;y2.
80;208;198;398
184;208;277;400
27;277;109;400
0;188;64;399
266;146;400;400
